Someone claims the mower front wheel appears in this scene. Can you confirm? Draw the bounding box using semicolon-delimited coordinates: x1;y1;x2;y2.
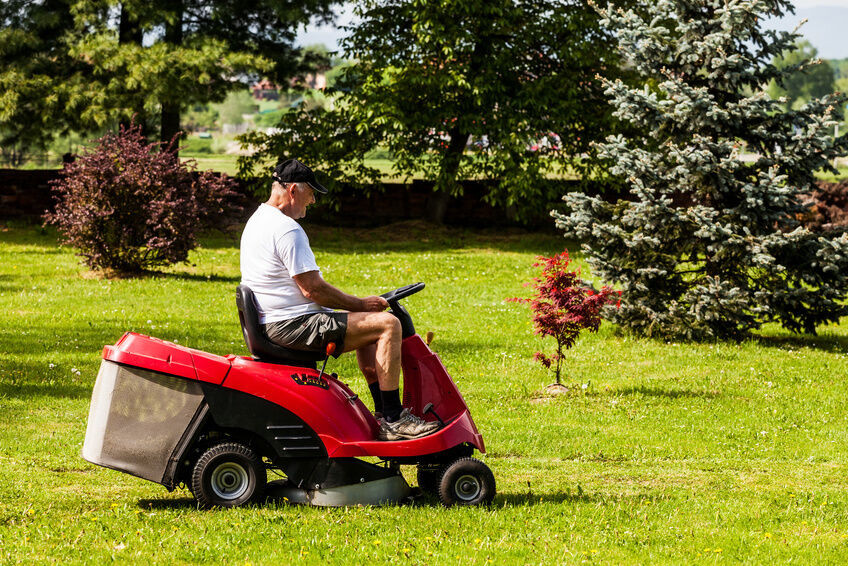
191;442;266;509
438;458;495;507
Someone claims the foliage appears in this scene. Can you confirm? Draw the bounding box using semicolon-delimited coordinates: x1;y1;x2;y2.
767;41;836;110
254;108;288;128
182;104;220;132
555;0;848;340
218;90;258;126
0;0;335;148
509;250;618;384
0;0;90;154
180;136;214;155
799;180;848;233
4;224;848;563
44;123;237;273
240;0;627;221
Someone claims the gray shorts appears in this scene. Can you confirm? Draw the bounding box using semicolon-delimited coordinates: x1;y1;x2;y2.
264;312;347;358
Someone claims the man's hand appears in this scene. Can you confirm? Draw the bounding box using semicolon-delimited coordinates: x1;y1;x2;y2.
360;296;389;312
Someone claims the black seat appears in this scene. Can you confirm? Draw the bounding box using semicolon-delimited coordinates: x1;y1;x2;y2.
235;285;326;367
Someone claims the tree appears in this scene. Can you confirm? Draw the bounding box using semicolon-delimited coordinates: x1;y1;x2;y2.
0;0;336;154
767;40;835;110
0;0;92;158
509;250;618;386
554;0;848;340
240;0;626;222
218;91;258;127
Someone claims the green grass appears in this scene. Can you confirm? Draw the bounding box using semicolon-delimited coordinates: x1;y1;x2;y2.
2;222;848;564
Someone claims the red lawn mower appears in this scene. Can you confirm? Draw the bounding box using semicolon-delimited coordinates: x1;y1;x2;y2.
82;283;495;508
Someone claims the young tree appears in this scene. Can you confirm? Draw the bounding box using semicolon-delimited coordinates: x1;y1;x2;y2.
240;0;625;222
510;251;618;386
555;0;848;340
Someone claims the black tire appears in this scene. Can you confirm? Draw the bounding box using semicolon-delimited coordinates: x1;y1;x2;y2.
417;465;442;495
437;457;496;507
191;442;266;509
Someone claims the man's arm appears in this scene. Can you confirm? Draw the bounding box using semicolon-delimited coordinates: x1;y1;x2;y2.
293;270;388;312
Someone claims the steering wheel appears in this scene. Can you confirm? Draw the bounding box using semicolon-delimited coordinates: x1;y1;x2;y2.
380;282;425;304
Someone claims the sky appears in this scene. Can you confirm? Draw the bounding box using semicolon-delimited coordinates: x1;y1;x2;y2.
296;1;848;59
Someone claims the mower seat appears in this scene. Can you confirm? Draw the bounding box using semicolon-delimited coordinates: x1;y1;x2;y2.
235;285;326;367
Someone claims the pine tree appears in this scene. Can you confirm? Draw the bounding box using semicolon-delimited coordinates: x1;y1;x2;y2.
554;0;848;340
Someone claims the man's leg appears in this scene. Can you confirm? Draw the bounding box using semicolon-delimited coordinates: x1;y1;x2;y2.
344;311;437;440
356;343;382;415
343;311;401;390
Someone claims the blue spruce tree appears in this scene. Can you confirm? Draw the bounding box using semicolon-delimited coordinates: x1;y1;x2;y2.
555;0;848;340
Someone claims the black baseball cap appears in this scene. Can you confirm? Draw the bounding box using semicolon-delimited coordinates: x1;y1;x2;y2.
272;159;328;194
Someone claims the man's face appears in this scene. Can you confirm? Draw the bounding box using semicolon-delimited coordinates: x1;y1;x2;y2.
290;182;315;219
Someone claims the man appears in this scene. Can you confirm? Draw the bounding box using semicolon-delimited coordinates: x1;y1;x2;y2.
239;159;438;441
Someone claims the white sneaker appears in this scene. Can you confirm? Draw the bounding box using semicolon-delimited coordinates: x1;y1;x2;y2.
377;409;440;441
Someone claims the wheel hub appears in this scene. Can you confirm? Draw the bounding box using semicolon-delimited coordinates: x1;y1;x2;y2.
454;474;482;501
210;462;249;500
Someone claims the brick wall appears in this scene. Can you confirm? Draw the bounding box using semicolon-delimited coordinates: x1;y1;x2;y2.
0;169;590;229
0;169;57;218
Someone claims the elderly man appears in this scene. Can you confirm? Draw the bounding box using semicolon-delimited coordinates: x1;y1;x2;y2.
239;159;438;441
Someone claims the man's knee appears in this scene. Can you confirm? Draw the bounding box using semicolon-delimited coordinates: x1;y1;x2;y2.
380;313;401;339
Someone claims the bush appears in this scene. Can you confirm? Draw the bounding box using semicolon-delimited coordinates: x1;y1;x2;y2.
799;180;848;233
44;123;238;273
181;137;214;155
509;250;618;385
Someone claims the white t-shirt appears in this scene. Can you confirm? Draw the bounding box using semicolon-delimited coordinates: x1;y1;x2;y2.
239;204;330;323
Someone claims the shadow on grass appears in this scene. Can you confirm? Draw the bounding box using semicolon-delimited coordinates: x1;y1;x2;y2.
0;382;91;400
151;271;240;284
497;491;602;506
753;333;848;353
612;385;721;399
303;222;568;256
137;497;197;510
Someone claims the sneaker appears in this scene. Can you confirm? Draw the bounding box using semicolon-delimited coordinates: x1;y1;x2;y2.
377;409;440;441
373;411;383;420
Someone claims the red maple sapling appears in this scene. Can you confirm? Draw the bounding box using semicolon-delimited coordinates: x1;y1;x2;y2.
509;250;619;385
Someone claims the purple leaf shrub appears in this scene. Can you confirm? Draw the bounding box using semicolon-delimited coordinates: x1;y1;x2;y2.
44;123;237;273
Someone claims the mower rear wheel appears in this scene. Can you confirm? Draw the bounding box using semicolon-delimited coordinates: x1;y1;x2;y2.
438;458;495;507
191;442;266;509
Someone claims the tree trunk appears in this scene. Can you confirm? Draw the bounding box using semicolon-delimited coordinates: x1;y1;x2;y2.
428;126;470;224
160;1;184;155
118;4;146;136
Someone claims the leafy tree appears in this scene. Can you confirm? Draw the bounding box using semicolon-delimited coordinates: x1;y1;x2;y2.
240;0;626;222
218;91;258;126
45;123;237;273
0;0;336;154
0;0;92;157
555;0;848;340
767;40;835;110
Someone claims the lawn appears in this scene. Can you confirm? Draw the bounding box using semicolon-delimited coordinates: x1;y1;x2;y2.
1;221;848;564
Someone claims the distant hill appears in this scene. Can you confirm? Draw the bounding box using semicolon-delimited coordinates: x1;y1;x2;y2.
767;6;848;59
